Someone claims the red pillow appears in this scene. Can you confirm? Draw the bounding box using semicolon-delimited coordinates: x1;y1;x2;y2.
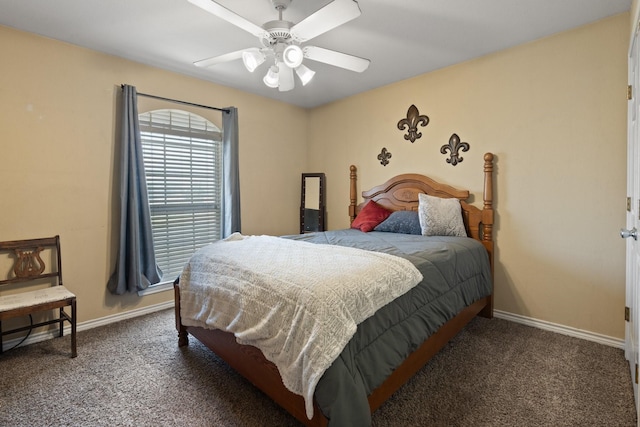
351;200;392;232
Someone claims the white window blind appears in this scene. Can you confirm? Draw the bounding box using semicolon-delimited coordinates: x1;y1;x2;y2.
139;109;223;282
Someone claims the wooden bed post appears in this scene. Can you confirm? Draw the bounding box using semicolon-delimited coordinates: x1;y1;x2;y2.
349;165;358;222
482;153;494;243
174;282;189;347
480;152;494;319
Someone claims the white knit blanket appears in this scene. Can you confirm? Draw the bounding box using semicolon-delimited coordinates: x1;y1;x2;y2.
179;233;423;419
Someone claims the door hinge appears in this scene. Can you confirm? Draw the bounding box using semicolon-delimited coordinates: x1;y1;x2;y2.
628;197;632;212
629;85;633;101
626;306;630;322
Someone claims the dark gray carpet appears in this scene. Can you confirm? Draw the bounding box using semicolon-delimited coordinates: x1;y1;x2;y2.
0;309;636;426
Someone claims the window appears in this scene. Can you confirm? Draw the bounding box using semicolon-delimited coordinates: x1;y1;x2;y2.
138;109;223;283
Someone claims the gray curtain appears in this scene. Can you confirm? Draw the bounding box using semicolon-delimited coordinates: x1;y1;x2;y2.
222;107;241;237
107;85;162;295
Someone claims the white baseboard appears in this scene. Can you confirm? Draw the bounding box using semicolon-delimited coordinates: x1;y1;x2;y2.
2;302;624;353
1;300;175;353
494;309;624;349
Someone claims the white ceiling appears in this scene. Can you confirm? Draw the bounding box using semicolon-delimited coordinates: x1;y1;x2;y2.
0;0;632;108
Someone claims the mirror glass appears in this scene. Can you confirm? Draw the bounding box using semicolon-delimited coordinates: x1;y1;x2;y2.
301;173;326;233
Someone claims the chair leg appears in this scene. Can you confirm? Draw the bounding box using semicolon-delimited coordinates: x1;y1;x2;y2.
71;299;77;358
0;320;3;355
59;307;64;338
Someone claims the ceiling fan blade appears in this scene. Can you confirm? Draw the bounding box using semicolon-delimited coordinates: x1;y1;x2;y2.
187;0;269;39
290;0;361;42
303;46;370;73
194;49;252;68
278;63;295;92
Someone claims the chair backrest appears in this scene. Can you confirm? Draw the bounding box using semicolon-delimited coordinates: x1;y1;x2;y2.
0;236;62;287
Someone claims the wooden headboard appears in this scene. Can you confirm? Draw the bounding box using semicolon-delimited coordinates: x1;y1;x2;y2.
348;152;494;256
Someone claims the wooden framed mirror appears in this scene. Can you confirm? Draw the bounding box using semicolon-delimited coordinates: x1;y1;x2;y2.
300;173;326;233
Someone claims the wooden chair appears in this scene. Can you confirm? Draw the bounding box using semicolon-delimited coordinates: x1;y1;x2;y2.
0;236;76;357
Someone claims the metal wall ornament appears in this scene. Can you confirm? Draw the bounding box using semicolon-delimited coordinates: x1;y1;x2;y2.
441;133;470;166
397;104;429;143
377;147;392;166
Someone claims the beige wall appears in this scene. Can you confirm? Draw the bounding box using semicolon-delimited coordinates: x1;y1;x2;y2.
0;12;630;340
633;1;639;38
0;25;308;323
309;13;629;339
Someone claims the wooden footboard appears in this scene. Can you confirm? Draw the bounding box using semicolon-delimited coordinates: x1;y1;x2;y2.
175;283;491;426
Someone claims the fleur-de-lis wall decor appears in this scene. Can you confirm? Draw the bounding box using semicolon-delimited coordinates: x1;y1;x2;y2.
377;147;392;166
397;104;429;143
440;133;470;166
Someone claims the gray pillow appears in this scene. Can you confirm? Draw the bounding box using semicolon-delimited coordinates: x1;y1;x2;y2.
374;210;422;235
418;193;467;237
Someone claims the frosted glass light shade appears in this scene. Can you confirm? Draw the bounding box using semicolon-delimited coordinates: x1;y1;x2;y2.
242;50;265;72
295;64;315;86
263;66;280;88
283;45;304;68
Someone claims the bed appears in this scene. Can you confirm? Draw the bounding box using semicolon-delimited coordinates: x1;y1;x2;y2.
174;152;495;426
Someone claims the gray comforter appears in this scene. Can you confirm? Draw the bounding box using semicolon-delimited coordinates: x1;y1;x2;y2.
283;229;492;427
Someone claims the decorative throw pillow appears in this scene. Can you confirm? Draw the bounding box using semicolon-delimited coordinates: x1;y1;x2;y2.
351;200;392;232
374;210;422;235
418;193;467;237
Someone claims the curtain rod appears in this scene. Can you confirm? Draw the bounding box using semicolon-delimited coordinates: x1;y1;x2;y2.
121;84;230;113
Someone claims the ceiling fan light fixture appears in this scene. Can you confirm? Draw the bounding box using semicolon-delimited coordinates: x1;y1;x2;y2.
191;0;370;92
242;50;266;72
295;64;315;86
263;65;280;88
282;45;303;68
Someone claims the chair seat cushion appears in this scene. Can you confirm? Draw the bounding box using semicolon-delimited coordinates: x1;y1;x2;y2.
0;286;75;312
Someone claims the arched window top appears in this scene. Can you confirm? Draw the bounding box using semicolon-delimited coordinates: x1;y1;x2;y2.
139;109;221;139
138;108;223;282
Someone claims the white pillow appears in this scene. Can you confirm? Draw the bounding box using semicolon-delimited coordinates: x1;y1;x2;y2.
418;193;467;237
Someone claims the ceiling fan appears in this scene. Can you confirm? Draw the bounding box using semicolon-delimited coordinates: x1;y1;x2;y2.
187;0;370;92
